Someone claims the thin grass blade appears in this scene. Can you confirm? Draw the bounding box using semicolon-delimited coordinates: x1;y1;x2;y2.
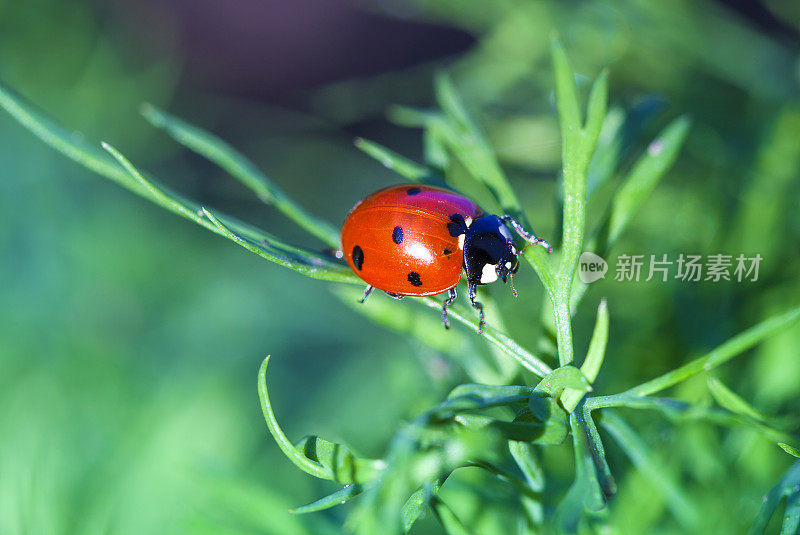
141;103;340;247
624;305;800;397
354;137;432;181
605;116;691;249
290;484;365;514
601;410;699;529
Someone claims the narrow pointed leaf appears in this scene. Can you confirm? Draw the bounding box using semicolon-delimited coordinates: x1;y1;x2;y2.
258;357;332;480
401;475;448;533
562;299;609;411
430;496;474;535
509;442;544;492
606;116;691;247
258;357;384;484
583;70;610;153
779;443;800;458
625;305;800;397
142;103;340;247
290;484;365;514
447;383;533;400
748;462;800;535
294;435;385;484
332;286;503;384
550;37;582;139
601;410;699;529
534;366;591;399
582;299;610;382
417;298;552;379
354;137;432;181
707;377;766;422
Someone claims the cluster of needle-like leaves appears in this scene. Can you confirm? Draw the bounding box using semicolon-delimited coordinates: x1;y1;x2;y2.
2;38;799;535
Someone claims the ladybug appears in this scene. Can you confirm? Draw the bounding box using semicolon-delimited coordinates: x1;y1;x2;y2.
341;184;551;332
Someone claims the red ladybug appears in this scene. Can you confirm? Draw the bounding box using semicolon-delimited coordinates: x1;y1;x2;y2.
341;184;551;332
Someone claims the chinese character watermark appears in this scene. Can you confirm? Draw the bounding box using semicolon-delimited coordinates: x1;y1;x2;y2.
579;252;763;284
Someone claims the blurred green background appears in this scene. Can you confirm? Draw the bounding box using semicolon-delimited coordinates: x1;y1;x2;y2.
1;0;799;533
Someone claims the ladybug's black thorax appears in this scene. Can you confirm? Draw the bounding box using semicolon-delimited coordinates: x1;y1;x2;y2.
462;215;519;286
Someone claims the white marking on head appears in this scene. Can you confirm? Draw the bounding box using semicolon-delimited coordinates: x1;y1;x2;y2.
458;233;465;249
511;245;516;254
465;216;473;227
505;261;512;269
481;263;499;284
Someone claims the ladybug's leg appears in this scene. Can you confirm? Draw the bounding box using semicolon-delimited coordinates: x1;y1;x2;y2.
358;285;374;304
441;287;457;329
467;281;485;334
383;291;405;300
499;215;553;253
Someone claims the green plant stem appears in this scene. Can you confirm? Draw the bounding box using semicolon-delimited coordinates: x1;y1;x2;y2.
419;298;552;378
549;38;608;366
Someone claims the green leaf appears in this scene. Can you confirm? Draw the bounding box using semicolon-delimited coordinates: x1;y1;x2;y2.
514;409;568;445
707;377;766;422
555;405;615;532
104;142;356;282
779;443;800;458
508;442;544;492
587;107;626;195
532;365;591;416
332;286;505;384
550;38;582;141
290;484;365;514
401;476;448;533
429;496;474;535
447;383;533;401
0;83;355;283
455;412;566;445
508;443;546;527
0;82;134;191
601;410;700;530
583;70;610;151
435;73;475;133
258;357;385;484
562;300;609;411
748;461;800;535
605;115;691;249
466;459;543;499
353;137;433;182
582;299;610;382
624;304;800;397
417;297;553;379
294;435;385;484
550;37;609;368
141;103;340;248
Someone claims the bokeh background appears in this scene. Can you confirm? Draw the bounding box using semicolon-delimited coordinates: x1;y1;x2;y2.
1;0;799;533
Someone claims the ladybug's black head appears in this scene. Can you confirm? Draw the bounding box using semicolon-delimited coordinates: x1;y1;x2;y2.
461;215;519;287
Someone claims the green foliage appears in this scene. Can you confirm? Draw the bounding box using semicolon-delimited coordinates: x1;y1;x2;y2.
748;462;800;535
3;15;800;535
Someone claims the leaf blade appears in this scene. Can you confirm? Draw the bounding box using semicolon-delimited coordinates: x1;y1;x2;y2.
141;103;340;247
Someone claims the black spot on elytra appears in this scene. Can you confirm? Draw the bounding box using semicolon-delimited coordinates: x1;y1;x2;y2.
392;226;404;244
443;248;452;256
407;272;422;286
447;213;467;237
406;187;421;195
352;245;364;270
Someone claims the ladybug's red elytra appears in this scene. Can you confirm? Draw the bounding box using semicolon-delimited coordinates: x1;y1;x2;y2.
341;184;552;332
